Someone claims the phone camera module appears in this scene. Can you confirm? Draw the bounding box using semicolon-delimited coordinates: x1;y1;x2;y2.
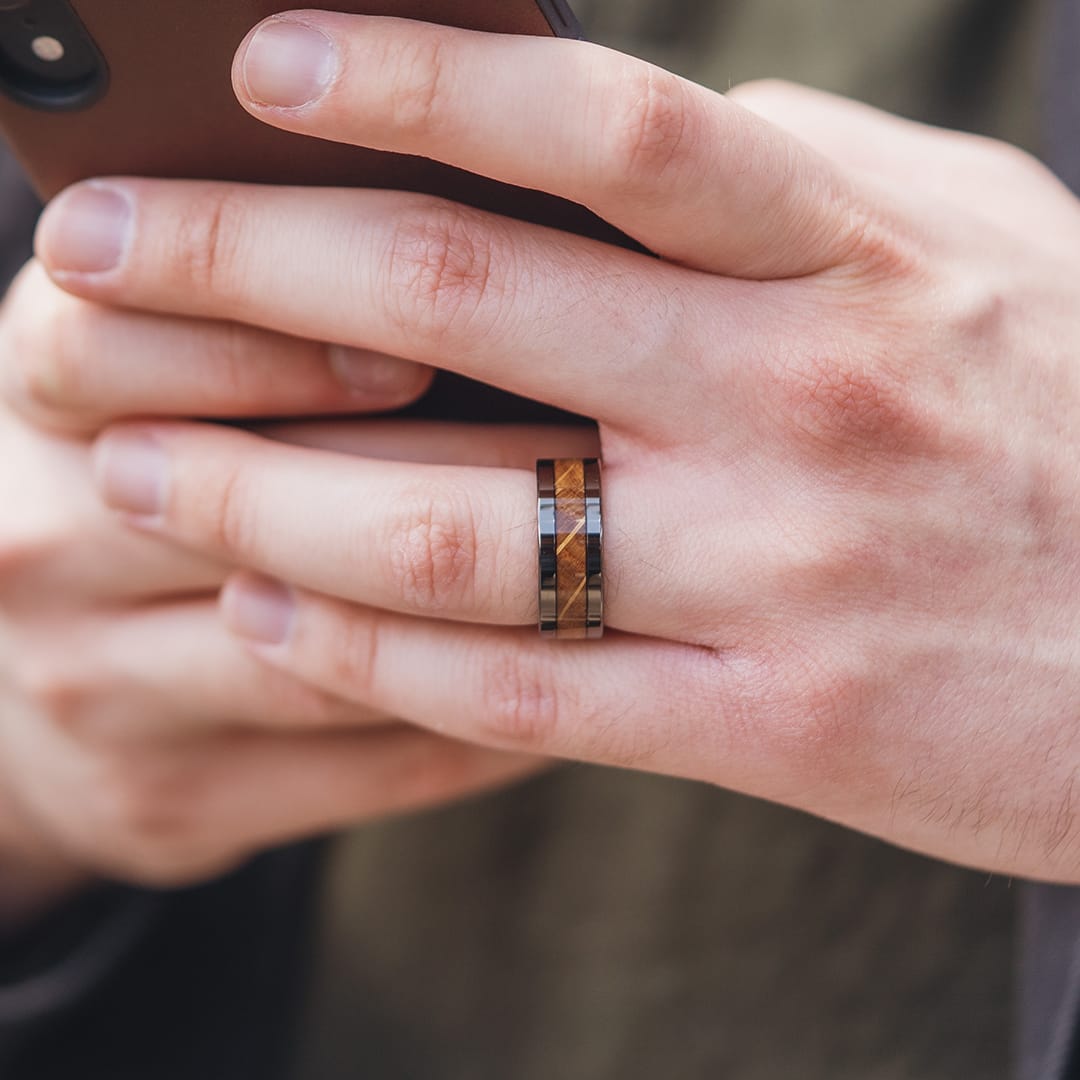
0;0;106;110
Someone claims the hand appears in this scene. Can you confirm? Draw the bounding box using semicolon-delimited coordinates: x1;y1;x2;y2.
45;16;1080;881
0;255;552;922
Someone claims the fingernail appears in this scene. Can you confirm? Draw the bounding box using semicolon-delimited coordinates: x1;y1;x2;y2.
242;19;337;108
328;346;428;399
93;432;168;517
39;182;132;275
222;574;295;646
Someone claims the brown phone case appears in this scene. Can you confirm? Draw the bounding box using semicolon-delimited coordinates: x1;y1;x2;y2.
0;0;623;422
0;1;619;232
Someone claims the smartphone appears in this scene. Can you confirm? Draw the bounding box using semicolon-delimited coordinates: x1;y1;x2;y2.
0;0;627;422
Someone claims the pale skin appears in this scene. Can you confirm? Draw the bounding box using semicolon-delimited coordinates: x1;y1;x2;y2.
5;270;600;920
5;13;1080;927
0;289;575;922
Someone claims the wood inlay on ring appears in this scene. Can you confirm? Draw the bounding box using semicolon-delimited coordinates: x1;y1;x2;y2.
554;458;589;639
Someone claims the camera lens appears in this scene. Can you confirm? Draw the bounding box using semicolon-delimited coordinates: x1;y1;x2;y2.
30;34;63;62
0;0;106;109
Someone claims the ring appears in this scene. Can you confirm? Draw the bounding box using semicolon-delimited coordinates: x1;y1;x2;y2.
537;458;604;640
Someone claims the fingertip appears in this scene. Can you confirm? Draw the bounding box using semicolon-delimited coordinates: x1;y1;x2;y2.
91;426;169;520
232;13;339;113
221;571;297;648
327;346;435;406
230;19;270;114
35;181;134;284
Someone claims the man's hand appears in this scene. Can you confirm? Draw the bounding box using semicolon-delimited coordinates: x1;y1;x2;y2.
0;254;564;921
39;14;1080;882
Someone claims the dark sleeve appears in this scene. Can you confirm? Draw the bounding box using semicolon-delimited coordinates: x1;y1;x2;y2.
1016;886;1080;1080
0;144;40;291
0;887;163;1065
0;843;326;1080
1031;8;1080;1078
1044;0;1080;196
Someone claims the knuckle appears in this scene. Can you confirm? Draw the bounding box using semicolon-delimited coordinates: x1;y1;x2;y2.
947;278;1026;361
753;646;876;790
383;483;480;613
384;29;451;138
383;203;502;348
169;186;247;299
764;522;904;641
477;649;560;750
326;608;384;702
725;77;801;111
601;63;693;193
997;143;1055;183
200;461;259;556
789;670;862;765
960;132;1059;190
210;321;261;403
766;346;934;460
839;201;928;280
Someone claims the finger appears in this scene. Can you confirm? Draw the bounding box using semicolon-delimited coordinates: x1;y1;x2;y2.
156;727;545;880
0;407;596;611
29;721;543;886
12;598;390;740
259;419;601;469
92;420;701;640
220;573;729;781
93;421;544;627
232;14;872;278
33;178;770;431
1;261;432;434
0;408;225;609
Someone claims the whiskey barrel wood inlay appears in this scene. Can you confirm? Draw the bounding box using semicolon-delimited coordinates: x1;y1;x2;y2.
553;458;589;639
537;458;603;640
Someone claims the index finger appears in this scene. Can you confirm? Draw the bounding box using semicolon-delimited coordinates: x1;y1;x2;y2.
233;13;872;278
34;179;747;431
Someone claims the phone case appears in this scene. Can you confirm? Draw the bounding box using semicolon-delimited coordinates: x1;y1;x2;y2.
0;2;617;234
0;0;621;423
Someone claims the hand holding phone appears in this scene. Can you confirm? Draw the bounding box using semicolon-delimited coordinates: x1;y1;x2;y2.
0;0;632;423
0;6;619;906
